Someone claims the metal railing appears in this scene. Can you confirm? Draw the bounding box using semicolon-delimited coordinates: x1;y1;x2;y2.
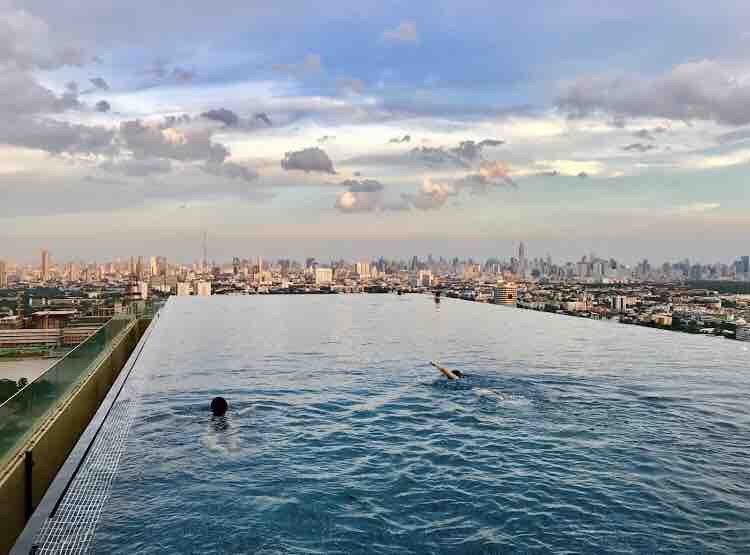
0;315;137;470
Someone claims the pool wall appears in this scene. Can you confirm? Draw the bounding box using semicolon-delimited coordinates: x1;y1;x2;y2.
0;319;150;555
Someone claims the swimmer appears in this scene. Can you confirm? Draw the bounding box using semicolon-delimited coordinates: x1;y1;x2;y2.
211;396;228;416
431;362;511;400
431;361;464;380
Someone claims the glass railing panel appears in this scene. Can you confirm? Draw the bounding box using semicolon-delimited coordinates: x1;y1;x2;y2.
0;315;136;469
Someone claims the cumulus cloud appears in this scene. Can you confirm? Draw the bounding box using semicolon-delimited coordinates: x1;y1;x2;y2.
120;119;228;163
1;116;116;155
622;143;657;152
89;77;109;91
201;108;239;126
402;177;456;210
335;179;385;212
95;100;111;112
389;134;411;144
407;138;504;168
281;147;336;174
557;59;750;126
382;21;418;43
456;161;518;193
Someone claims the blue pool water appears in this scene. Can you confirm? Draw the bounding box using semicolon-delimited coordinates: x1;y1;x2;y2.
92;295;750;554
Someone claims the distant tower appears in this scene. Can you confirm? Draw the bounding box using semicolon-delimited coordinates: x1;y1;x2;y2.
0;259;7;288
202;231;208;274
518;242;527;277
41;249;50;281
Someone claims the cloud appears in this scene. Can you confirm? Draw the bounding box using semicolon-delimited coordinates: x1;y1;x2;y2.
172;67;195;82
317;135;335;144
201;108;239;127
382;21;418;43
273;53;322;76
89;77;109;91
716;128;750;145
101;158;172;177
672;202;721;215
334;179;385;213
120;119;229;163
254;112;272;126
388;135;411;144
0;8;88;70
402;177;456;210
0;67;66;115
281;147;335;174
622;143;657;152
456;161;518;193
405;138;504;168
203;161;259;182
95;100;111;112
140;61;195;83
451;139;504;162
1;116;116;155
557;59;750;126
577;171;589;178
633;129;655;141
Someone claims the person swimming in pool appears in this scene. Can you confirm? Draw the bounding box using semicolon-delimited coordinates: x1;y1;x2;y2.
431;361;511;400
431;361;464;380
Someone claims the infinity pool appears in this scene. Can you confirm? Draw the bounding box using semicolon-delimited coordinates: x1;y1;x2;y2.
84;295;749;553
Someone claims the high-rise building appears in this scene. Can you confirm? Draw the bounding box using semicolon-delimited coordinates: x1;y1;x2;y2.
742;256;750;275
518;242;528;277
176;282;192;296
0;259;7;288
136;256;144;279
41;249;50;281
195;281;212;296
355;261;370;278
493;282;518;305
149;256;158;277
314;267;333;286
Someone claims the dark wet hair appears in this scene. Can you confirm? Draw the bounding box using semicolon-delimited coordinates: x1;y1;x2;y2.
453;370;464;378
211;397;228;416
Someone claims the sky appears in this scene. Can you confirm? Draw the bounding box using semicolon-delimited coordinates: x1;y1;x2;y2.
1;0;750;264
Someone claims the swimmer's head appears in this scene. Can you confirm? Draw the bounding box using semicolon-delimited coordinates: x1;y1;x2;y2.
210;396;228;416
452;370;464;379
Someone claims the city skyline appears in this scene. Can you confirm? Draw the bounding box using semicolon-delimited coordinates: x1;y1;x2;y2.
2;2;750;259
1;244;748;280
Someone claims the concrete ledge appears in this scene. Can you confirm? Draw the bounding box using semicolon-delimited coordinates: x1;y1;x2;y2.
0;318;150;555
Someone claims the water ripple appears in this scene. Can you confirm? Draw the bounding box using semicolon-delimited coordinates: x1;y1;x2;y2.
92;296;750;554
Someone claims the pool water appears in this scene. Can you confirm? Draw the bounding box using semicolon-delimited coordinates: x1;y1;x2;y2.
91;295;750;553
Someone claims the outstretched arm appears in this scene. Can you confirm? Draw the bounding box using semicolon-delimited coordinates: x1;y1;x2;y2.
431;361;458;380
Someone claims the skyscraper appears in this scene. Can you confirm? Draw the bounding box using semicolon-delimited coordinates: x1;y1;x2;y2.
518;242;528;277
742;256;750;275
41;249;50;281
149;256;158;277
0;259;7;288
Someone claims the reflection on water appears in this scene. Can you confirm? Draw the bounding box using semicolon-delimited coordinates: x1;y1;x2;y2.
93;295;750;554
